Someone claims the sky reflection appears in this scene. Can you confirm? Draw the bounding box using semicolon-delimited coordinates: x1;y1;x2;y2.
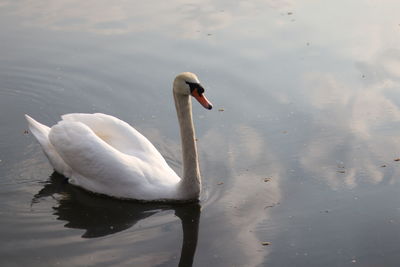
2;0;294;36
198;124;282;266
3;0;400;265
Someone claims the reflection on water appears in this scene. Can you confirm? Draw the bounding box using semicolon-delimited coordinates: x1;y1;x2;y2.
33;173;200;266
3;0;293;36
299;48;400;189
3;0;400;266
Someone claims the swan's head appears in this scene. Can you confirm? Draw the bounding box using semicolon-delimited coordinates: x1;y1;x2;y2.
173;72;213;110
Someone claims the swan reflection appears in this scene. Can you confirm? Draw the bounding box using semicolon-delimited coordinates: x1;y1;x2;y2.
33;172;200;267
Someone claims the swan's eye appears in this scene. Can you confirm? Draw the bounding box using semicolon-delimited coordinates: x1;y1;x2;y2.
186;81;204;96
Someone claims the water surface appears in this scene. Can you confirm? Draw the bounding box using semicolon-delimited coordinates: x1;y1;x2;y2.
2;1;400;266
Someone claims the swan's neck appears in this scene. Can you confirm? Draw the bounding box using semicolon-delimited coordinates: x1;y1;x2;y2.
174;92;201;199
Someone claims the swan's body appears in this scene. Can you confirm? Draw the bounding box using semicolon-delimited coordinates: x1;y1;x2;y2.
25;72;212;201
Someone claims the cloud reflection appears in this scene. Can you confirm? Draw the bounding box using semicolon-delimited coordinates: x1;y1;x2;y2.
300;50;400;188
4;0;294;36
198;124;282;266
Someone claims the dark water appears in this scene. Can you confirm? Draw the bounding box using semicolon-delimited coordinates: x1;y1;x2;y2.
2;1;400;266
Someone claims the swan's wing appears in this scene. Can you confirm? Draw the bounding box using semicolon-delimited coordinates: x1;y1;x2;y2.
48;120;180;199
61;113;165;161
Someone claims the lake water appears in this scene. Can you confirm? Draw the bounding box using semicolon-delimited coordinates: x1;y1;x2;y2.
2;0;400;266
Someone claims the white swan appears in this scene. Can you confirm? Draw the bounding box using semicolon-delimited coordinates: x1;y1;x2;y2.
25;72;213;202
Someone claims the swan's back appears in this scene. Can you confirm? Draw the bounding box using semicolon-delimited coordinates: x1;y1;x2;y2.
61;113;164;160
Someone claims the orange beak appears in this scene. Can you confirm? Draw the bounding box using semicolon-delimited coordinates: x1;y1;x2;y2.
191;89;213;110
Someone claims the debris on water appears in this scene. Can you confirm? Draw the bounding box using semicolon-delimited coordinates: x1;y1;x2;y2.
381;164;387;167
207;33;212;36
337;170;345;174
217;182;224;185
264;202;279;209
264;177;272;182
282;130;288;134
218;108;225;112
287;12;293;15
23;130;29;134
261;242;271;246
394;158;400;162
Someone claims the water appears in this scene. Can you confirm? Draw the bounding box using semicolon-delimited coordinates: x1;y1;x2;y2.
2;0;400;266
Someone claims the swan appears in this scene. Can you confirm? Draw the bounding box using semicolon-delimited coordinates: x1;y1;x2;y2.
25;72;213;202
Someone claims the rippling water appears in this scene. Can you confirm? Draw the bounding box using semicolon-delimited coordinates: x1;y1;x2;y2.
2;1;400;266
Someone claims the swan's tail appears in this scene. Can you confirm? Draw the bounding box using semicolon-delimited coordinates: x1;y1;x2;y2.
25;114;51;147
25;114;71;176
